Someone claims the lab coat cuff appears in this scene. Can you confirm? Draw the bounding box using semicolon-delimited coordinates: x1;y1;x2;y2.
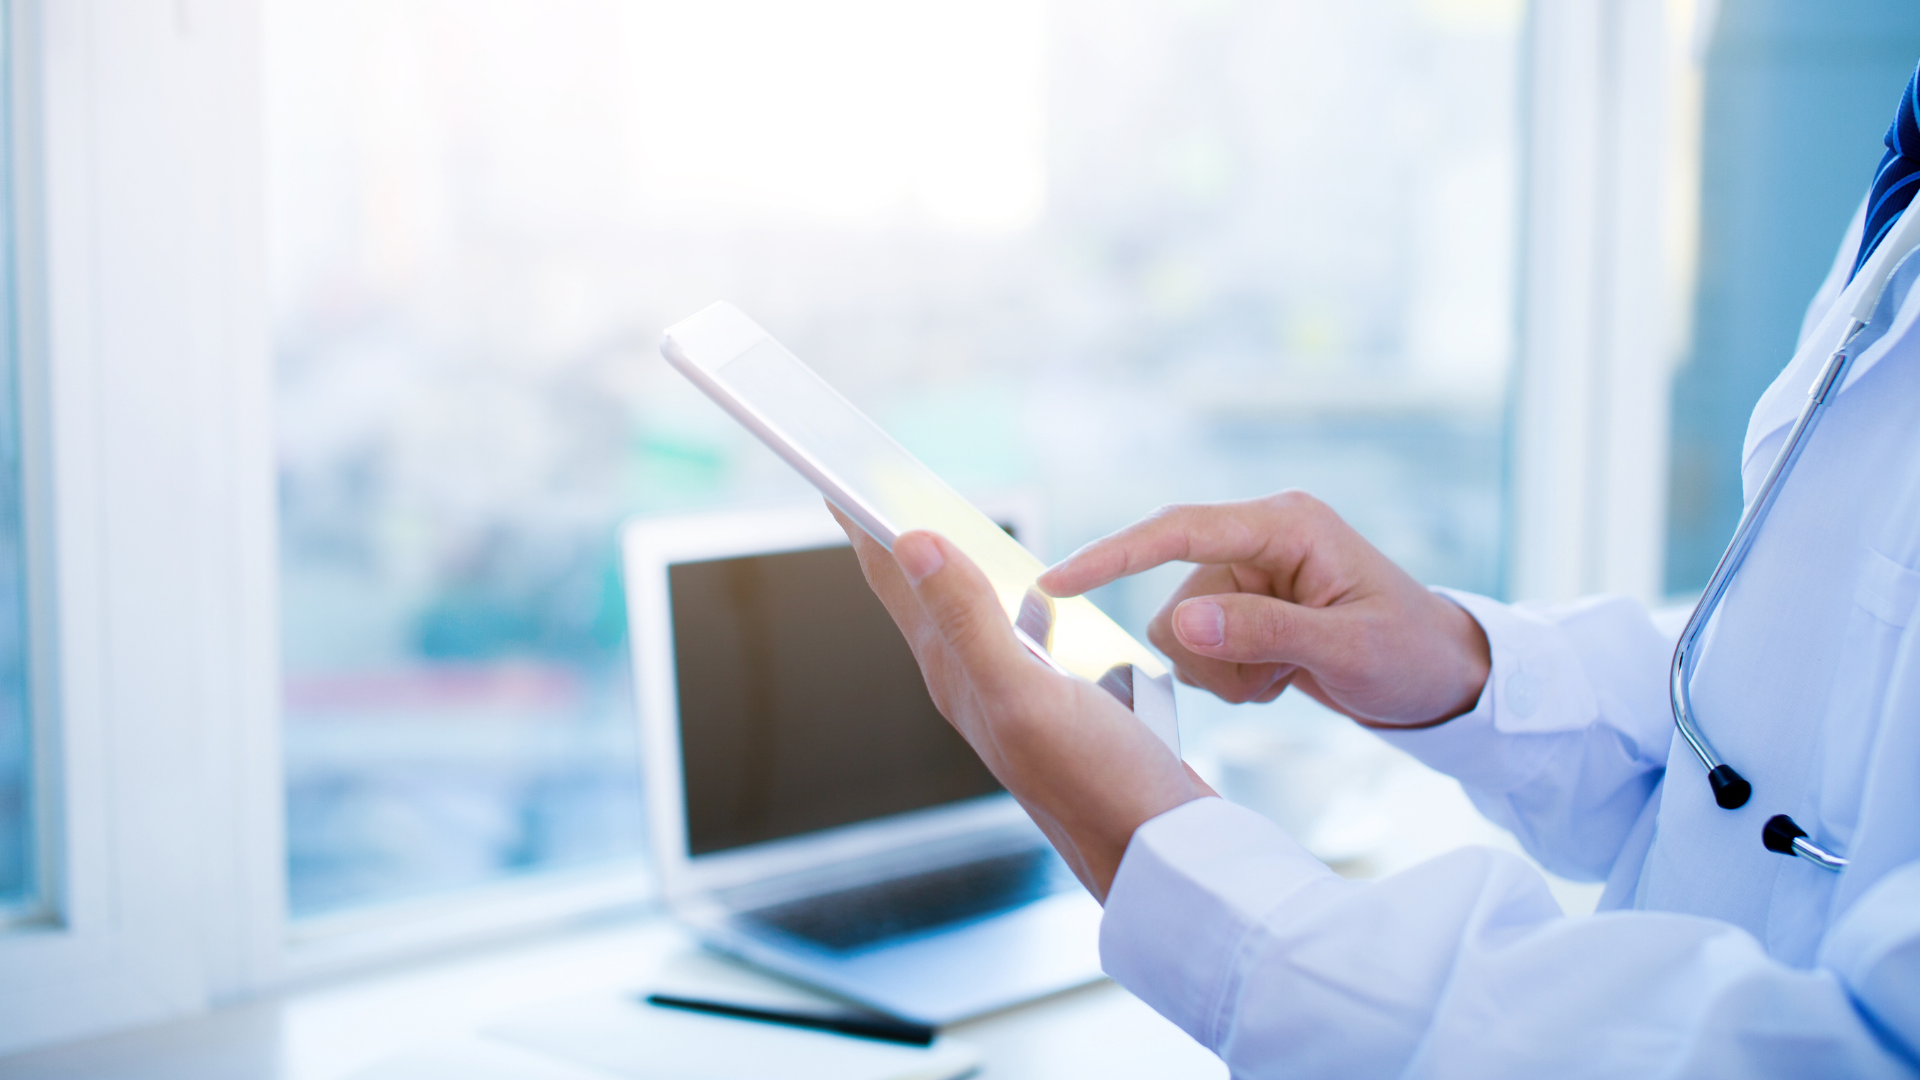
1373;588;1601;794
1818;860;1920;1060
1099;797;1341;1049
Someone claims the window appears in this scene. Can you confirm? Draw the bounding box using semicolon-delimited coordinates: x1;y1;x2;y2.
1;0;1704;1058
1665;1;1920;593
267;0;1524;917
0;0;35;929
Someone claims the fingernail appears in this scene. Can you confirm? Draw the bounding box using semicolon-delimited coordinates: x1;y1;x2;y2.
895;533;945;585
1176;601;1224;647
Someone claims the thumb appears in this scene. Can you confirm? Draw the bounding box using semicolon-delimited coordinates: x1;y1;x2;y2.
1171;592;1343;667
894;531;1035;695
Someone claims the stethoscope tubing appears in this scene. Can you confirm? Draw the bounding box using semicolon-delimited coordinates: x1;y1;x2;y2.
1667;323;1863;874
1670;324;1862;788
1666;202;1920;873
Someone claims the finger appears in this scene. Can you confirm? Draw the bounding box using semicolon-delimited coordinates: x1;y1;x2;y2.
1283;671;1360;720
828;501;892;567
894;531;1039;699
831;501;904;596
1038;493;1324;597
829;502;928;638
1249;669;1298;704
1145;565;1292;702
1150;638;1292;705
1170;591;1351;670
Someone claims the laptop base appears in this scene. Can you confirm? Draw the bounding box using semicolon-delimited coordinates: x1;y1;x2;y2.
689;889;1106;1026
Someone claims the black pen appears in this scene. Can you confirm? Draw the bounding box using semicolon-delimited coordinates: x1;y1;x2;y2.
643;993;937;1047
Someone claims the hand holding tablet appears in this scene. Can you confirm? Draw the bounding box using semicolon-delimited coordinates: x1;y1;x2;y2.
659;302;1180;755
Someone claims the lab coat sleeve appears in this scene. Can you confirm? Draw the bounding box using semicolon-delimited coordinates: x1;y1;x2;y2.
1367;589;1677;882
1100;797;1920;1079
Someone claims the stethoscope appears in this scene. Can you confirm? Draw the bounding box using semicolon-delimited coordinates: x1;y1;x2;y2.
1670;204;1920;874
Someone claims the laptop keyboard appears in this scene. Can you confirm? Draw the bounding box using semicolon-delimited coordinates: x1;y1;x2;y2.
735;847;1079;953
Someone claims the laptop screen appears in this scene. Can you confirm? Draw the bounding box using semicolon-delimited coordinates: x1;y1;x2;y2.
669;542;1004;857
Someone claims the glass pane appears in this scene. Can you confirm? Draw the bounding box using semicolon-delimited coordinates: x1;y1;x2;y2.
0;2;35;922
268;0;1521;916
1665;1;1920;594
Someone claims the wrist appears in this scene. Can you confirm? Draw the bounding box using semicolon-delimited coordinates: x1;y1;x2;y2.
1352;592;1489;730
1430;593;1491;723
1078;775;1208;902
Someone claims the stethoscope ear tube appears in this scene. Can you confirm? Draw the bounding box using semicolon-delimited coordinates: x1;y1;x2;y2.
1761;815;1806;854
1763;815;1851;871
1707;765;1751;810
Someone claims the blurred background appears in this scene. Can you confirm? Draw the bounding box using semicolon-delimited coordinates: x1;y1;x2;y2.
0;1;33;929
261;0;1920;920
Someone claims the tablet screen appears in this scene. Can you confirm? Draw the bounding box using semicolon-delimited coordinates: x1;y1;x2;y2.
715;337;1169;689
662;302;1178;755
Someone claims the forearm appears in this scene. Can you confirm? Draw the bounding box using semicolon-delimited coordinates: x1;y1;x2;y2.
1102;800;1918;1079
1374;590;1674;882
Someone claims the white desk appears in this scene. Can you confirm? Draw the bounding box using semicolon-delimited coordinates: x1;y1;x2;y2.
0;915;1225;1080
0;736;1601;1080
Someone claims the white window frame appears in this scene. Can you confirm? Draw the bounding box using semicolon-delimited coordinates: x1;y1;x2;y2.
0;0;48;939
0;0;1688;1056
0;0;268;1051
1509;0;1689;607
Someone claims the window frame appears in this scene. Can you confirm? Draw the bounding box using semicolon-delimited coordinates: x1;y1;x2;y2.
0;0;1688;1056
1509;0;1685;606
0;0;46;936
0;0;275;1051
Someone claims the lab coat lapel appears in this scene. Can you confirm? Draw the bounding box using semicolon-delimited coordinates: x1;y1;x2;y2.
1741;205;1920;501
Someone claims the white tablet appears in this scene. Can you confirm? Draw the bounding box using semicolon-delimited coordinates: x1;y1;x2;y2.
660;302;1178;755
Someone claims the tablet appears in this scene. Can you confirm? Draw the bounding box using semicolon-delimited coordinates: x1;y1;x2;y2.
660;302;1178;755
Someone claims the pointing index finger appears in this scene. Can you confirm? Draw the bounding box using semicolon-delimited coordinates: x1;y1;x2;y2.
1038;501;1280;597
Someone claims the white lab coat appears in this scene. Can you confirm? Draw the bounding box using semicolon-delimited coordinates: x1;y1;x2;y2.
1099;207;1920;1077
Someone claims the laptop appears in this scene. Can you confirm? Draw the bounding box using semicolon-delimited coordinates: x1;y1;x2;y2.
621;500;1105;1025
